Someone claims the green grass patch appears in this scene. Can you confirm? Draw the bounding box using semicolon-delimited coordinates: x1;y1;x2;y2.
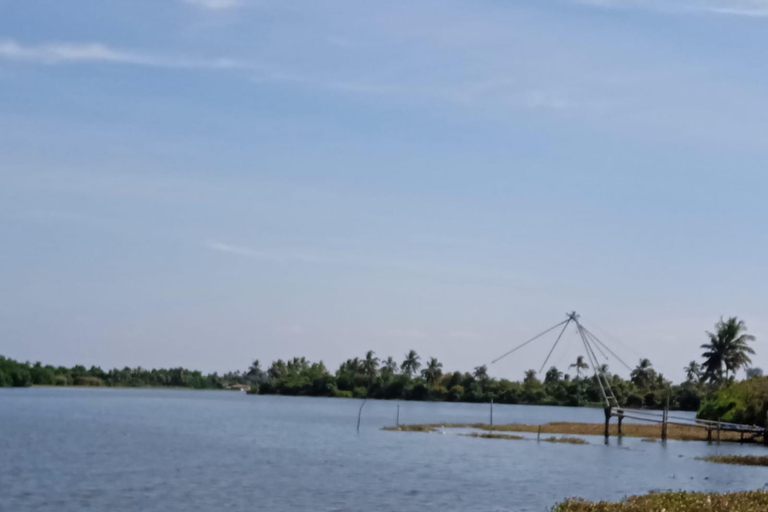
552;490;768;511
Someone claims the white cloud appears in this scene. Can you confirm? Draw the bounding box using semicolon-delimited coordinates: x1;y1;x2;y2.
575;0;768;17
0;39;248;70
204;241;316;263
183;0;242;11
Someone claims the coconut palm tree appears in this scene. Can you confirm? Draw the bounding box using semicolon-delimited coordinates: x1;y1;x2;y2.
598;364;610;376
401;350;421;377
570;356;589;378
544;366;563;383
630;358;653;387
421;357;443;385
362;350;379;380
702;317;756;383
381;356;398;376
684;361;701;382
473;365;489;381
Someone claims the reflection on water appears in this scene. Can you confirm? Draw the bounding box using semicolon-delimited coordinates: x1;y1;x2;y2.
2;388;768;512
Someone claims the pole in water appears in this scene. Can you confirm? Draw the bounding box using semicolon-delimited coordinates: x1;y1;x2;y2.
396;404;400;427
357;399;367;433
763;410;768;446
538;425;542;441
490;399;494;426
604;406;611;439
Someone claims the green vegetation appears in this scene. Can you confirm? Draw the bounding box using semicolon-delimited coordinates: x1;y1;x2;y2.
700;455;768;467
463;432;525;440
551;491;768;512
384;421;747;442
542;436;587;444
0;355;243;390
3;316;763;422
698;376;768;425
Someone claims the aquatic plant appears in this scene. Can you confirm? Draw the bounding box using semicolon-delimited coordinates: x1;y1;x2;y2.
700;455;768;467
542;436;587;445
463;433;525;441
551;490;768;511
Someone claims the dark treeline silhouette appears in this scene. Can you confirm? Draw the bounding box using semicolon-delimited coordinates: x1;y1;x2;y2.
0;356;240;390
2;316;759;415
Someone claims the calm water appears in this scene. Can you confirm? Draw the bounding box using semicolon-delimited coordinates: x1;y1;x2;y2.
3;388;768;512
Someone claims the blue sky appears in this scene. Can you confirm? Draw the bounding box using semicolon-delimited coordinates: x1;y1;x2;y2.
2;0;767;381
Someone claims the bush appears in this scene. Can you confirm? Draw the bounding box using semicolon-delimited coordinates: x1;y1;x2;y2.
74;376;103;387
699;377;768;425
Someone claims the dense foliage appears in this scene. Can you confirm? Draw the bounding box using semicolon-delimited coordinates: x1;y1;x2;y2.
698;376;768;425
1;315;759;417
0;355;241;389
245;353;706;410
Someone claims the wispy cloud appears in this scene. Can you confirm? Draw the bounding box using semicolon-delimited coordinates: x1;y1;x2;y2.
575;0;768;17
204;241;316;263
0;39;248;70
182;0;243;11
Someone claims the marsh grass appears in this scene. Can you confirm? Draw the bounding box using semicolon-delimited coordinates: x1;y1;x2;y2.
700;455;768;467
462;432;525;441
542;436;587;445
383;421;746;442
551;490;768;511
381;424;437;432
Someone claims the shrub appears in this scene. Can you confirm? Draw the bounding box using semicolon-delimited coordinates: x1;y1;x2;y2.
699;376;768;425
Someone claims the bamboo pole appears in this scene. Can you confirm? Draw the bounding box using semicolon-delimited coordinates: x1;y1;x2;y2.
490;399;494;426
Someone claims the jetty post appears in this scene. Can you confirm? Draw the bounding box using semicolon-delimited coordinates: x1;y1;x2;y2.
764;411;768;446
490;399;494;426
396;404;400;427
617;408;624;436
604;405;612;439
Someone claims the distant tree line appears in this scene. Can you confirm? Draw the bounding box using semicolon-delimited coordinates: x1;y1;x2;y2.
1;316;759;415
0;356;241;390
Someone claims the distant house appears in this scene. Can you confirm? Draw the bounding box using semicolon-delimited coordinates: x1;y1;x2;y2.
227;384;251;392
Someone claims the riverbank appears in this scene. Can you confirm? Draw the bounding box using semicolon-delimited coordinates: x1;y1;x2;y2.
551;490;768;511
384;421;754;442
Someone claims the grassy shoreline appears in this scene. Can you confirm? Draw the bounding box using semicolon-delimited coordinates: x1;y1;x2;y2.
384;421;755;442
551;490;768;511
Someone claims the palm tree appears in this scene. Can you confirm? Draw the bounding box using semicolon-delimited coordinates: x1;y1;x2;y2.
421;357;443;385
630;358;653;387
570;356;589;378
473;365;489;381
598;364;610;376
362;350;379;380
544;366;562;383
401;350;421;377
684;361;701;382
382;356;398;376
702;317;756;382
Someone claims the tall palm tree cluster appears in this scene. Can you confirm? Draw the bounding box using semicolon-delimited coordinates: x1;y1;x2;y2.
698;317;756;383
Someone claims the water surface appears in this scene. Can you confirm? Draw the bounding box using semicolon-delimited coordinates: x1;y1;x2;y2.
3;388;768;512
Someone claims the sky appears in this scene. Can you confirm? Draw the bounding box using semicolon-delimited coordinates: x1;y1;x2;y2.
2;0;768;382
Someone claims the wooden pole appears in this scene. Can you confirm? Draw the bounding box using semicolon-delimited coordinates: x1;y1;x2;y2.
763;411;768;446
707;427;712;443
617;409;624;436
396;404;400;427
604;406;612;439
717;419;721;443
661;405;668;441
490;399;494;426
538;425;542;441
